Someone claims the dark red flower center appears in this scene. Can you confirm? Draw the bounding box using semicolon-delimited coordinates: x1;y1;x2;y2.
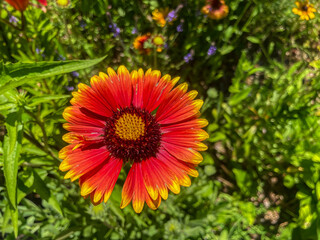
104;106;161;162
302;5;308;11
208;0;223;10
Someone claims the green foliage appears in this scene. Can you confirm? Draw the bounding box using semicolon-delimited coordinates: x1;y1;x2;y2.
1;0;320;239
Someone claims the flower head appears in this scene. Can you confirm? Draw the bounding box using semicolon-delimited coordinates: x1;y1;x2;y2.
207;45;217;56
184;51;194;63
59;66;208;213
131;27;138;35
152;8;170;27
5;0;47;11
133;34;152;54
292;1;316;20
167;10;177;23
56;0;70;7
35;48;41;54
176;23;183;32
109;23;121;38
71;71;80;78
9;15;18;23
152;35;165;52
201;0;229;20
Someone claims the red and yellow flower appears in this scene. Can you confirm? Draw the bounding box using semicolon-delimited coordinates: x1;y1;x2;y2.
202;0;229;20
292;1;316;20
59;66;208;213
5;0;47;11
133;33;152;54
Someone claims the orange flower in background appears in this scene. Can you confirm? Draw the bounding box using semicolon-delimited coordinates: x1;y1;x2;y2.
202;0;229;20
152;8;169;27
59;66;208;213
5;0;47;11
133;33;152;54
292;1;316;20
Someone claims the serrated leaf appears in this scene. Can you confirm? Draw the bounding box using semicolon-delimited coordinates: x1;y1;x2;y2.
0;55;106;94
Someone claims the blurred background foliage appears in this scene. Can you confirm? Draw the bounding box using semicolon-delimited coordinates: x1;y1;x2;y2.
1;0;320;239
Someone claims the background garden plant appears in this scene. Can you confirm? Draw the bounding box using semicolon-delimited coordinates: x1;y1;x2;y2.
1;0;320;239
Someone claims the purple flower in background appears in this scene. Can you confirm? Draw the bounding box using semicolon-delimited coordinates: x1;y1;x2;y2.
71;71;79;78
80;20;87;30
131;27;138;34
184;52;193;63
66;86;74;91
109;23;120;37
176;24;183;32
167;10;177;22
58;54;66;61
36;48;41;54
207;45;217;56
9;15;18;23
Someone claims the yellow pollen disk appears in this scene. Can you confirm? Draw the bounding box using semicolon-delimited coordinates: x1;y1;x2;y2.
115;113;145;140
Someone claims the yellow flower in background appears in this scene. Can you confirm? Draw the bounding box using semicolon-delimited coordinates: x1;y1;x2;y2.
152;35;165;52
292;1;316;20
202;0;229;20
152;8;169;27
56;0;69;7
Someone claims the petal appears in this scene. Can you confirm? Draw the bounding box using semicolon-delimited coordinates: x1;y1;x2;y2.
308;12;315;19
120;162;145;213
131;69;145;108
158;99;203;125
63;106;106;128
37;0;47;6
80;157;123;204
161;142;204;164
60;146;110;181
158;149;199;178
161;118;208;132
71;83;113;118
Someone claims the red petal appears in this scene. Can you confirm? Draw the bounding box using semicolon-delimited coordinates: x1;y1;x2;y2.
71;83;113;118
37;0;47;6
161;118;208;132
161;141;204;164
80;157;123;204
5;0;29;11
63;106;106;128
60;146;110;181
120;162;146;213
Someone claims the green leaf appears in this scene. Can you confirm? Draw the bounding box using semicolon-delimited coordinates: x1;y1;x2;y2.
10;207;18;238
310;60;320;69
29;95;70;107
228;87;252;106
32;170;63;216
2;204;11;237
3;111;23;210
220;45;235;55
0;55;106;95
247;36;260;44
